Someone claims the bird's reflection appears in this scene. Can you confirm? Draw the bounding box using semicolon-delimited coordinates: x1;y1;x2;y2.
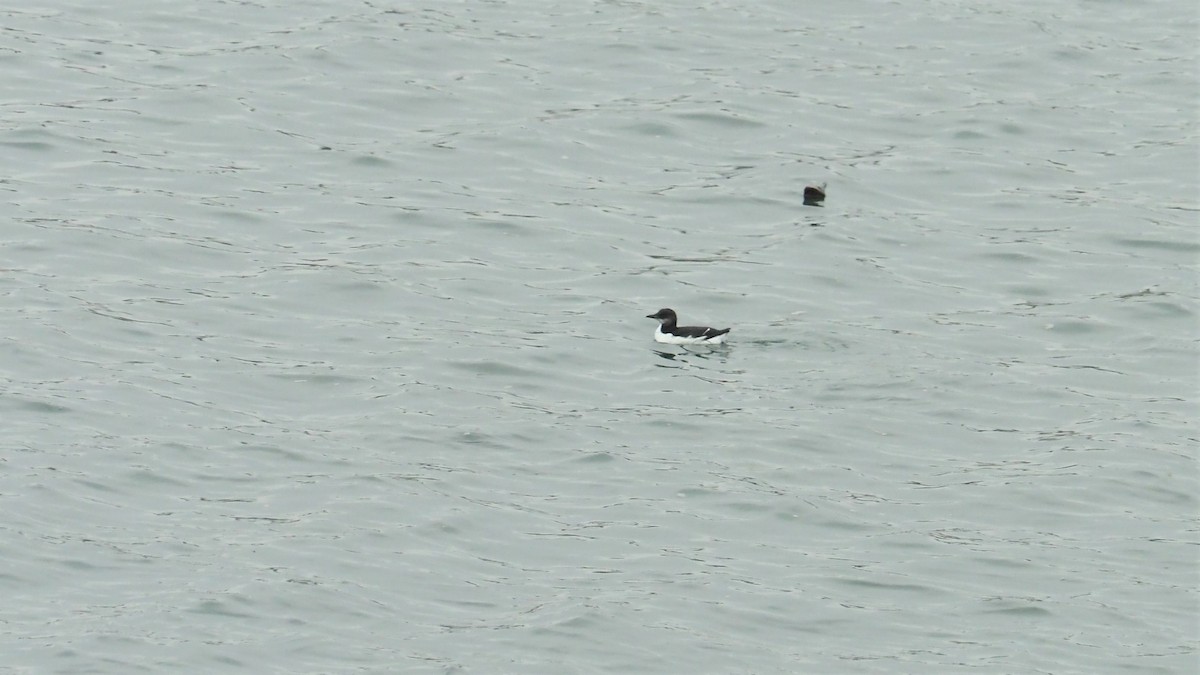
650;345;730;364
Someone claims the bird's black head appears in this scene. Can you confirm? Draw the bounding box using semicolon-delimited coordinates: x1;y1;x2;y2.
646;308;677;325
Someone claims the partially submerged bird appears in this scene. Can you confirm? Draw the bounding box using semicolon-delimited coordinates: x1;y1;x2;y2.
646;308;730;345
803;183;826;206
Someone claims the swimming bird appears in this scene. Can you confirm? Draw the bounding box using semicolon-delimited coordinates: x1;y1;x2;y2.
803;183;826;205
646;308;730;345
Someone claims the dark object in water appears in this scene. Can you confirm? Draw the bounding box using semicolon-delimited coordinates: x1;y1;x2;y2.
803;183;826;205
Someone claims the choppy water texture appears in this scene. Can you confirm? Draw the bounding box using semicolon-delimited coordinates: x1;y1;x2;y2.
2;1;1197;673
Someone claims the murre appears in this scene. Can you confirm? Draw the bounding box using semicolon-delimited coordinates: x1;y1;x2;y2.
646;308;730;345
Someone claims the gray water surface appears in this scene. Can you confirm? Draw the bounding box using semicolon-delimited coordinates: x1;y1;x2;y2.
2;1;1197;673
